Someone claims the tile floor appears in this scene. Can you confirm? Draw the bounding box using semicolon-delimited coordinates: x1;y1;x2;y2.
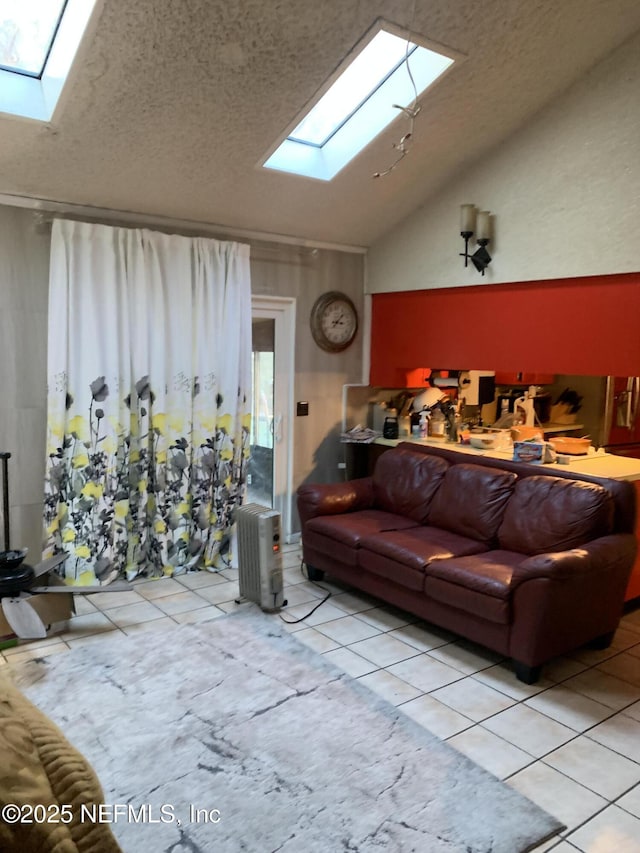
3;543;640;852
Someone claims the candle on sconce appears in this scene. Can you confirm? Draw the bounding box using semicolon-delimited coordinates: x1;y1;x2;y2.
476;211;491;241
460;204;476;235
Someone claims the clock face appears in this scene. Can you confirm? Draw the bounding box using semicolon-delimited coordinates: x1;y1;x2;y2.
310;292;358;352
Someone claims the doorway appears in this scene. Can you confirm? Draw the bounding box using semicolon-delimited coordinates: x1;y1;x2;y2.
249;296;295;540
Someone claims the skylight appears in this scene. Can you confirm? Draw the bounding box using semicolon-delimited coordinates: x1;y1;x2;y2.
0;0;97;122
262;23;458;181
0;0;67;77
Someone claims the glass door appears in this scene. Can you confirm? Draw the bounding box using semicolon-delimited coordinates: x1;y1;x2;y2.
249;296;295;540
248;318;275;506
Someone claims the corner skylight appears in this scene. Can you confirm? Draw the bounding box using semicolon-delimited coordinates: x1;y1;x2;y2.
262;23;458;181
0;0;98;122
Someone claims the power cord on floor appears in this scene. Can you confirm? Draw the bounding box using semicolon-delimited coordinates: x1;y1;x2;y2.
279;560;332;624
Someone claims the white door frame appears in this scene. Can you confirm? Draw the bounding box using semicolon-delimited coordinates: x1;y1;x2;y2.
251;295;296;542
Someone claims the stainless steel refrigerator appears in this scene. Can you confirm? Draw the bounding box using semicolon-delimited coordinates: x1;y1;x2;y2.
601;376;640;458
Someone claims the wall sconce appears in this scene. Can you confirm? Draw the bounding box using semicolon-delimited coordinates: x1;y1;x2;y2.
460;204;492;275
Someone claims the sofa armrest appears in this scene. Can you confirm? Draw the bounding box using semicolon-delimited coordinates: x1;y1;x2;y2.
297;478;374;526
509;533;637;668
513;533;637;586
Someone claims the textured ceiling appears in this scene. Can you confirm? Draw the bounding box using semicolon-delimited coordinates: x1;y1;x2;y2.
1;0;639;247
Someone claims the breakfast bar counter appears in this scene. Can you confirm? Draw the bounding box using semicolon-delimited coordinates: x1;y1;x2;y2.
372;436;640;481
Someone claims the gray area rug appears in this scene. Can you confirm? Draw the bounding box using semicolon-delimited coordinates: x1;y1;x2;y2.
10;610;563;852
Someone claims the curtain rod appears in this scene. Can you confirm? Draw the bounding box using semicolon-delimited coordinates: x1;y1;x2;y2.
0;191;368;255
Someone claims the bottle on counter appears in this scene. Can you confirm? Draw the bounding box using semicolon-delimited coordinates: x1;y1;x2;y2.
430;406;446;440
419;409;429;439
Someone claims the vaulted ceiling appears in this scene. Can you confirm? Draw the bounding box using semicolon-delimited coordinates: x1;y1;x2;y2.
1;0;639;248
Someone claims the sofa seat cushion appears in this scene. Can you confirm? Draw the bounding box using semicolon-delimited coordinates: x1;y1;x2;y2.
372;449;449;523
424;551;526;624
306;510;419;549
358;526;489;592
426;550;526;598
361;526;489;571
498;475;614;555
427;464;517;545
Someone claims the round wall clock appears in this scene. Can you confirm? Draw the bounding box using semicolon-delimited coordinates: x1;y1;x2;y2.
310;291;358;353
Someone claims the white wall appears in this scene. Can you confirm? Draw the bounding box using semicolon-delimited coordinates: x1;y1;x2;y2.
250;245;365;531
367;29;640;293
0;206;51;559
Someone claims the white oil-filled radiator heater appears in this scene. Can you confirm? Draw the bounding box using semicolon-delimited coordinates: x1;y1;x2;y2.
236;504;284;612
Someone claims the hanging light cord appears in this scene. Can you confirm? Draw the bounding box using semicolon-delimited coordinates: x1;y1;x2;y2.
373;25;421;178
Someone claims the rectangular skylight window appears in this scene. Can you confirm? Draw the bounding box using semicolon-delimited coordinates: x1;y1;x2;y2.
262;22;459;181
289;31;417;147
0;0;67;78
0;0;97;122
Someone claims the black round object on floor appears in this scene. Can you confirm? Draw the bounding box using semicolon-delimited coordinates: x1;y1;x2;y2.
0;562;35;596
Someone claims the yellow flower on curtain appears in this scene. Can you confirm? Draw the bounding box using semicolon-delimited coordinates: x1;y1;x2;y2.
49;419;65;441
68;415;89;441
169;413;184;433
219;448;233;462
62;528;76;543
114;500;129;519
152;413;167;435
242;412;251;430
154;519;167;534
217;413;232;434
72;453;89;468
81;481;104;499
75;544;91;558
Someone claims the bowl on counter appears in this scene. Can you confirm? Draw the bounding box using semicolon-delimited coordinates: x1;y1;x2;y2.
469;431;504;450
510;426;544;442
547;436;591;455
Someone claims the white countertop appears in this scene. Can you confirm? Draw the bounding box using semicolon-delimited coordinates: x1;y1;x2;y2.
374;436;640;482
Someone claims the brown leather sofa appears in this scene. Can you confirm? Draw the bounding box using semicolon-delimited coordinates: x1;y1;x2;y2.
297;443;637;682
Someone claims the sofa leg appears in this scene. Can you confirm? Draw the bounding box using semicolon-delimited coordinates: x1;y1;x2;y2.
589;630;616;650
305;564;325;582
513;661;542;684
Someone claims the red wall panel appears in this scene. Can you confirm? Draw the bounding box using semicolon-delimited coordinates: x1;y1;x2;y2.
370;273;640;386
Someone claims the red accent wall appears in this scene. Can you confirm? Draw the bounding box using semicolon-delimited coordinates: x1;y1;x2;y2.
370;273;640;387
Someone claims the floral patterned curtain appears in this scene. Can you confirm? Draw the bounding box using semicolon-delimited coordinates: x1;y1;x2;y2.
44;220;252;584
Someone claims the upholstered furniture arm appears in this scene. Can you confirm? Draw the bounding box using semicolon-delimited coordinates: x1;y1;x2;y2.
297;478;375;526
0;677;123;853
509;533;637;668
512;534;637;586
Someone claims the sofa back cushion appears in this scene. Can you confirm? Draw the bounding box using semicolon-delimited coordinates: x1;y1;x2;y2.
428;463;517;545
428;464;517;545
373;449;449;523
498;475;614;555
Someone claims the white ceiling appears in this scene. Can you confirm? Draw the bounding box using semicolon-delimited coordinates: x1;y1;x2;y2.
1;0;639;248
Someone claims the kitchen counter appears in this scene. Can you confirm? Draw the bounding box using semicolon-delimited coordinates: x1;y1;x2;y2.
374;436;640;481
